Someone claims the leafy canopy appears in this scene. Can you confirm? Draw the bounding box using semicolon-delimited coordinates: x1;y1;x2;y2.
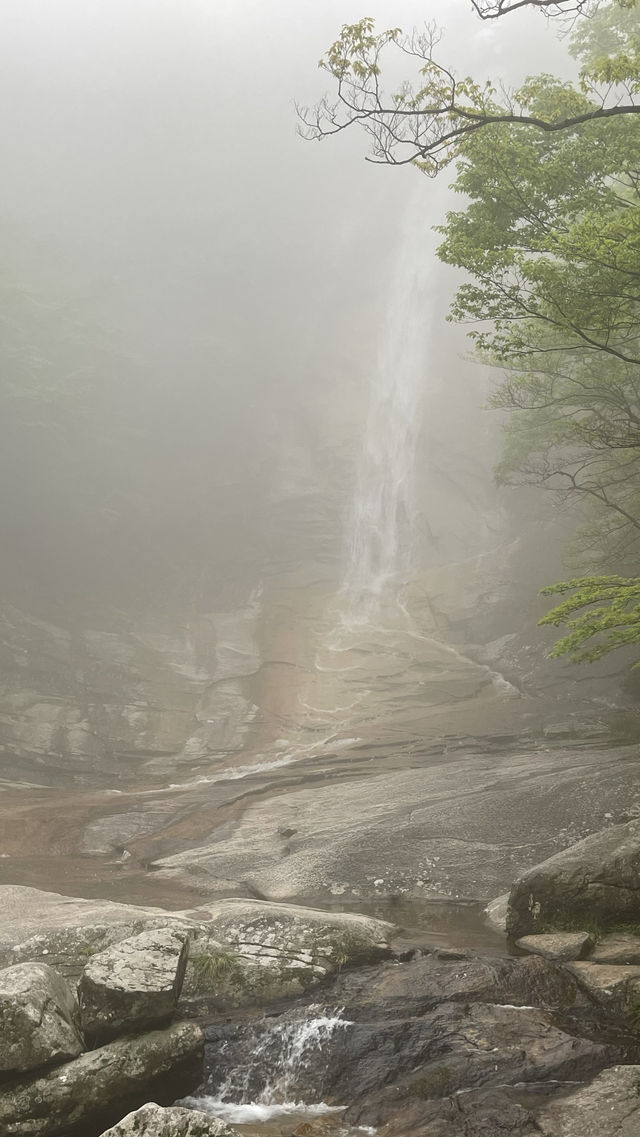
433;3;640;663
300;0;640;173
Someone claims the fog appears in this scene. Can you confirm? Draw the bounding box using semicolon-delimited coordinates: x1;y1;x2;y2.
3;13;639;1129
0;0;568;610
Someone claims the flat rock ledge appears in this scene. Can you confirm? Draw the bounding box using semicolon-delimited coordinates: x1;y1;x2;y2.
0;887;394;1009
537;1064;640;1137
0;961;83;1075
0;1022;204;1137
79;927;190;1045
515;932;592;962
98;1103;241;1137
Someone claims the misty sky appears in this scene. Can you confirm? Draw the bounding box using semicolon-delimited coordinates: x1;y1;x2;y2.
0;1;571;606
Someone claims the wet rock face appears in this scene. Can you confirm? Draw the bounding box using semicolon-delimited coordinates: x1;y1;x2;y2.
78;927;190;1046
0;962;83;1074
507;819;640;938
154;746;640;907
98;1103;240;1137
537;1064;640;1137
198;953;635;1135
0;1022;203;1137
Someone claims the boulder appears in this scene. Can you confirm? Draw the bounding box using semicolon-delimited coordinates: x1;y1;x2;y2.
485;892;509;934
182;898;393;1007
0;1022;203;1137
0;885;200;979
0;887;393;1009
515;932;592;962
507;819;640;938
591;932;640;965
0;962;83;1074
79;927;190;1045
536;1064;640;1136
98;1103;240;1137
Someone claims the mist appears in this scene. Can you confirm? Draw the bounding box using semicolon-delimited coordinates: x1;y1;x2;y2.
1;4;638;1136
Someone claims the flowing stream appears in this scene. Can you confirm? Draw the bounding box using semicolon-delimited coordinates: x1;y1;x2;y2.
182;1010;358;1133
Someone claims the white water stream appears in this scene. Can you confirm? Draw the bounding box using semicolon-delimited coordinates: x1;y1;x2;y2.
183;1010;353;1127
340;205;431;623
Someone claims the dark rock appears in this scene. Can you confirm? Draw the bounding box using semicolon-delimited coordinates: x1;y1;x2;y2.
507;820;640;938
0;1022;203;1137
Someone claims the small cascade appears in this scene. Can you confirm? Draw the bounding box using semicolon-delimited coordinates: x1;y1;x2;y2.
183;1008;352;1126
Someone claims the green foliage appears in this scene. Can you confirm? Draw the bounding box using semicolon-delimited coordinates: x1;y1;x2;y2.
189;949;240;989
303;2;640;171
431;3;640;665
539;576;640;661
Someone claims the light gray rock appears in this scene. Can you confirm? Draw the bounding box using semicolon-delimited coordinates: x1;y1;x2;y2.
183;899;393;1007
79;927;190;1044
537;1064;640;1136
0;962;83;1074
485;893;509;934
507;819;640;938
98;1103;240;1137
591;932;640;965
0;1022;203;1137
565;961;640;1021
152;747;640;905
515;932;592;962
0;886;201;979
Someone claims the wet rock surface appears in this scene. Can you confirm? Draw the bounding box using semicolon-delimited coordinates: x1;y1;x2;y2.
195;952;640;1137
78;927;190;1045
153;745;640;905
0;1022;204;1137
0;961;83;1074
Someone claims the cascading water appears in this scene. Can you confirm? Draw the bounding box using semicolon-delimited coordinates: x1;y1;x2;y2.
340;205;432;624
181;1009;352;1127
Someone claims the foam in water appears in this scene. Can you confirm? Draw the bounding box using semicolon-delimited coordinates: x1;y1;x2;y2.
182;1009;352;1123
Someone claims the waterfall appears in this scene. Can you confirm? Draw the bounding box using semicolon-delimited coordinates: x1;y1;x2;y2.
341;204;432;622
182;1009;351;1125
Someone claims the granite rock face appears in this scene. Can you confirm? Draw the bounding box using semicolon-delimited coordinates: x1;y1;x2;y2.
98;1103;240;1137
507;819;640;938
537;1064;640;1137
0;962;83;1074
183;899;394;1007
78;927;190;1045
0;886;394;1011
0;1022;204;1137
